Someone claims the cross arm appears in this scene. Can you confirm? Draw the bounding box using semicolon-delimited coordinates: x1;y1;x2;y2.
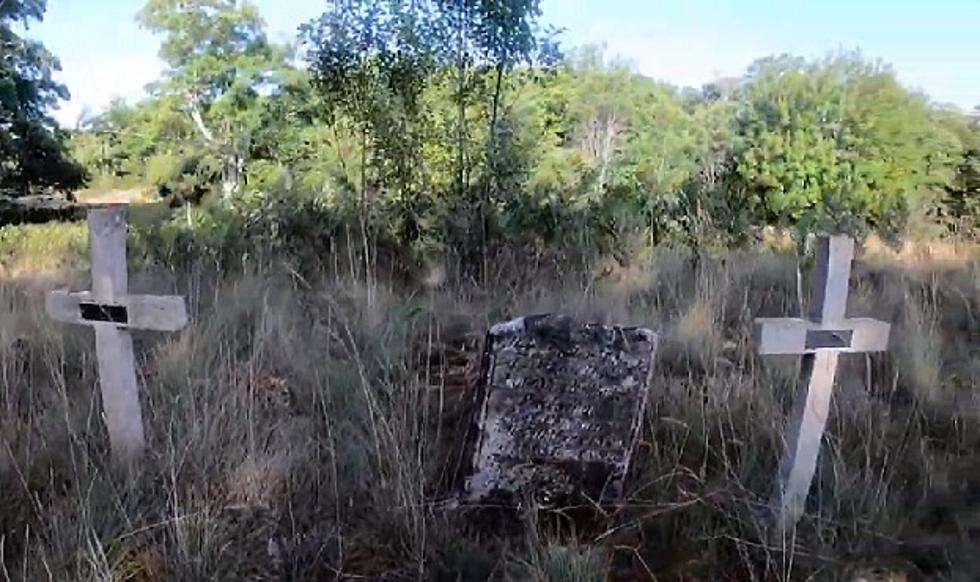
47;290;189;332
754;317;890;355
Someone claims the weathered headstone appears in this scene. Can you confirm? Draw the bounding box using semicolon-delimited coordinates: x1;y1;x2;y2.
463;314;657;505
754;235;891;530
46;204;188;463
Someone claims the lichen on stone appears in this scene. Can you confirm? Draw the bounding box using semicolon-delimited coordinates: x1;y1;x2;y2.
463;314;657;505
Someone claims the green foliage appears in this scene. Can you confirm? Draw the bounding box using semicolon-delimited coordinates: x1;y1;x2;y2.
59;2;978;262
135;200;247;268
0;221;87;271
0;0;86;194
131;190;352;274
155;151;223;204
302;0;449;251
494;49;734;254
944;109;980;235
137;0;292;199
732;52;963;239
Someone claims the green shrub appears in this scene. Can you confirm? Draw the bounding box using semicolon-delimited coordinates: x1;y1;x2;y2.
147;151;222;204
0;222;88;273
131;190;351;273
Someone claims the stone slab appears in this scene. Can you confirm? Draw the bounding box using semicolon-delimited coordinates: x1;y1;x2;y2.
463;314;657;505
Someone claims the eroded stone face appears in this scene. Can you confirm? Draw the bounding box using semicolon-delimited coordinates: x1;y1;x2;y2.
463;314;657;504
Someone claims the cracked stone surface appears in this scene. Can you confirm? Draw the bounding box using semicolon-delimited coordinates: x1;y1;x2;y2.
463;314;658;505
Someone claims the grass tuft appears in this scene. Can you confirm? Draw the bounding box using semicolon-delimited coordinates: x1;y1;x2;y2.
0;228;978;579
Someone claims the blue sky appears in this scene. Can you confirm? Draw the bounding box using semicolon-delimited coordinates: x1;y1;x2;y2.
26;0;980;127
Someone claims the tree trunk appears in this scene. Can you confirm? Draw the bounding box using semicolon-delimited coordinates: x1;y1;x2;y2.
487;61;505;179
189;105;216;143
481;60;506;282
187;98;240;201
596;112;618;196
455;2;467;203
221;157;236;200
221;154;243;200
455;3;480;283
360;125;373;307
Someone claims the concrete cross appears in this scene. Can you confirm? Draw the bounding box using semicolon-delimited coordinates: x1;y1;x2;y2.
754;235;890;531
46;205;188;463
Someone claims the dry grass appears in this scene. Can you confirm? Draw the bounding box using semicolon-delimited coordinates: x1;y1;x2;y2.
0;233;978;580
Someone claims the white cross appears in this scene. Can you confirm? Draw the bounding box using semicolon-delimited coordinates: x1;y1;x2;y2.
754;235;891;531
46;205;188;463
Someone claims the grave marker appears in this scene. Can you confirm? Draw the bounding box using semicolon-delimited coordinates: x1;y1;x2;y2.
463;314;657;505
46;205;188;463
754;235;890;530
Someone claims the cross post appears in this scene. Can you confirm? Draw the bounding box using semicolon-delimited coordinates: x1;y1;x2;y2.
754;235;890;531
46;205;188;464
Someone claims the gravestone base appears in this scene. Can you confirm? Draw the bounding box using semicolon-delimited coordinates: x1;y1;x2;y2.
461;314;658;507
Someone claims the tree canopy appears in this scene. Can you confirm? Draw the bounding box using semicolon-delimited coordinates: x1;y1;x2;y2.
137;0;291;199
59;0;979;257
732;53;961;238
0;0;85;195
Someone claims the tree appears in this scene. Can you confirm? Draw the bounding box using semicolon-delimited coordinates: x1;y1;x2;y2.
943;106;980;235
70;95;212;203
535;50;709;250
436;0;560;277
137;0;290;199
678;82;742;247
61;0;980;266
303;0;451;262
0;0;86;195
732;52;961;239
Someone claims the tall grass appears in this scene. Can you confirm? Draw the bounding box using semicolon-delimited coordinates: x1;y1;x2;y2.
0;223;88;277
0;226;978;580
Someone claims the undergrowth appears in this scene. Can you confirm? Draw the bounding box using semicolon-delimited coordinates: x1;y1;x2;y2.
0;221;978;580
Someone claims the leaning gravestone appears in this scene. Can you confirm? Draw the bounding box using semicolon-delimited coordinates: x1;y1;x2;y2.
462;314;657;505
